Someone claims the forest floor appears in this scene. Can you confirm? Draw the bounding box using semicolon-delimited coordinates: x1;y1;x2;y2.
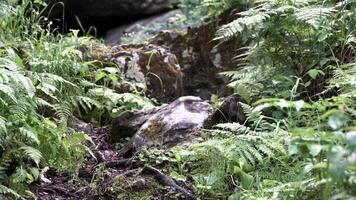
28;126;192;200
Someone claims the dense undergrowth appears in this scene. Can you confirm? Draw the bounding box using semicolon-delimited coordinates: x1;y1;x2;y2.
0;1;152;198
0;0;355;199
162;0;355;199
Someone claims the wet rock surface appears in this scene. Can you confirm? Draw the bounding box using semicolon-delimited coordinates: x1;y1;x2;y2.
105;10;185;45
111;96;212;149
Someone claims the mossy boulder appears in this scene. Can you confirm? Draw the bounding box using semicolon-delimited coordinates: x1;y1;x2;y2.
149;11;241;99
111;96;212;149
84;42;183;102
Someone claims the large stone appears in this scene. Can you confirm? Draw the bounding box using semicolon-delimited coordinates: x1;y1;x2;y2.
149;11;242;99
109;44;183;102
49;0;178;19
204;94;246;128
111;106;160;142
84;42;183;102
111;96;212;149
150;29;236;99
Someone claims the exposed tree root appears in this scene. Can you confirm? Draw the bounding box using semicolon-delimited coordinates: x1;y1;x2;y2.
142;165;197;200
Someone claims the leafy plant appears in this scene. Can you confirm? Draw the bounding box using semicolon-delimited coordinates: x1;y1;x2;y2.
218;0;355;101
0;1;153;197
170;102;289;197
168;0;355;199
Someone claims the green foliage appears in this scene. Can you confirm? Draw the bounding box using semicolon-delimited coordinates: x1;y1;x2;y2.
169;103;289;198
218;0;355;101
0;1;152;197
205;0;356;199
179;0;251;23
168;0;355;199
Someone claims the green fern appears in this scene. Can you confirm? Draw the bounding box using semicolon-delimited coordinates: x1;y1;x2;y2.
217;0;355;100
0;184;21;199
171;102;289;196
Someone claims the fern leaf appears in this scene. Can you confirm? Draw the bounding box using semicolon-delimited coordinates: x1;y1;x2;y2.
0;116;6;134
19;127;40;145
20;146;42;166
294;6;335;29
0;83;16;102
53;102;72;120
256;143;275;158
64;132;93;146
0;184;21;199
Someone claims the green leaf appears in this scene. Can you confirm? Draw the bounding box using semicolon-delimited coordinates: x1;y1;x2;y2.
95;71;106;81
307;69;324;79
108;73;119;82
29;167;40;181
19;127;40;145
170;171;187;182
240;171;254;189
11;167;28;183
233;166;242;174
288;145;299;155
308;144;322;157
328;113;347;130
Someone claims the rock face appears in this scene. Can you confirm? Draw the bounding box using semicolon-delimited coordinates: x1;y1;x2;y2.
204;94;246;128
85;42;183;102
150;24;239;99
111;107;160;142
111;96;212;149
50;0;178;19
67;115;93;134
105;10;185;45
149;11;242;99
109;44;183;102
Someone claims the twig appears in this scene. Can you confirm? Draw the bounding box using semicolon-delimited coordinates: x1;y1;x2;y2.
142;165;196;200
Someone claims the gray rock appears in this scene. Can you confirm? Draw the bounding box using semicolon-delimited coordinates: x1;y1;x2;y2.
111;107;160;142
204;94;246;128
149;10;240;99
105;10;185;45
109;44;183;102
111;96;212;149
82;42;183;102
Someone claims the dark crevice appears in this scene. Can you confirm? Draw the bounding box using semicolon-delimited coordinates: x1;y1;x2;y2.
50;12;158;37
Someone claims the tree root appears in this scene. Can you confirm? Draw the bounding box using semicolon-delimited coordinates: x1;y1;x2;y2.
105;158;133;168
142;165;197;200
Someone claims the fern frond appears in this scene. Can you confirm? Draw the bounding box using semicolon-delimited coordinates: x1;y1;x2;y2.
294;6;335;29
215;11;270;42
77;96;102;113
0;116;7;134
0;184;21;199
19;128;40;145
64;132;93;146
35;97;54;108
215;122;252;134
53;102;72;120
20;146;42;166
0;83;16;102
